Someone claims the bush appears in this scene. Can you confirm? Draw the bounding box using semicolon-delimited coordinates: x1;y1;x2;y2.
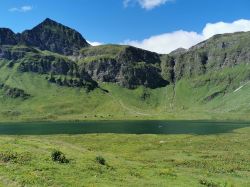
0;151;31;164
96;155;106;165
51;150;69;164
199;179;219;187
0;151;18;163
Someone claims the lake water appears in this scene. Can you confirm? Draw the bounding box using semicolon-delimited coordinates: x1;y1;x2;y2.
0;120;249;135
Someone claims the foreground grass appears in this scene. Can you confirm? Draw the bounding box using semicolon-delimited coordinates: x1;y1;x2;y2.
0;126;249;186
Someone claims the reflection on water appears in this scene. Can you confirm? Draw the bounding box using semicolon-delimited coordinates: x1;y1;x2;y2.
0;120;249;135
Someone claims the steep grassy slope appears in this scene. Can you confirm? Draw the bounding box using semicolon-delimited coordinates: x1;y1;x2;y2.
0;62;250;121
0;64;169;121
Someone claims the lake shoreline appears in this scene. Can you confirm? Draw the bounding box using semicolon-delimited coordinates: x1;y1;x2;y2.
0;120;249;136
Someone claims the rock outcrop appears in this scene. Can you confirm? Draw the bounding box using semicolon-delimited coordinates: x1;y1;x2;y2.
79;45;168;89
0;83;30;99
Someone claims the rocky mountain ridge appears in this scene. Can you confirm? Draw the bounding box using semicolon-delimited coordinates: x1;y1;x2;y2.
161;31;250;84
1;18;250;92
0;18;90;55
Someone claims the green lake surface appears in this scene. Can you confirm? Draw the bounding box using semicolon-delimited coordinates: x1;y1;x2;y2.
0;120;249;135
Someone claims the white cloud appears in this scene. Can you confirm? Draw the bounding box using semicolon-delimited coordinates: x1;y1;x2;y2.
9;5;33;13
124;31;203;54
87;41;103;46
124;19;250;54
124;0;172;10
203;19;250;39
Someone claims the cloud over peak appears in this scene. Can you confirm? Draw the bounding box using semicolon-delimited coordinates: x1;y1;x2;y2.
203;19;250;39
124;19;250;54
87;40;103;46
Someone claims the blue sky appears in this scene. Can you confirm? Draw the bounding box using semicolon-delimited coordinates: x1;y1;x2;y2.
1;0;250;53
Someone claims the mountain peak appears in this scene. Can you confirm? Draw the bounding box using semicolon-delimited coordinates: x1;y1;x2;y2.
19;18;90;55
40;18;60;26
43;18;55;23
169;48;187;55
0;28;17;45
34;18;70;32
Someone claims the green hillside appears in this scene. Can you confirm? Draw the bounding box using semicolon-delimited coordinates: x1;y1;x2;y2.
0;62;249;121
0;19;250;122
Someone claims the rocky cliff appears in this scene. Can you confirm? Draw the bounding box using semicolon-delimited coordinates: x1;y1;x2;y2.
78;45;168;89
161;31;250;84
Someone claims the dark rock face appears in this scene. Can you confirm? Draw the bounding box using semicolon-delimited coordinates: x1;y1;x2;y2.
0;28;17;45
117;46;161;64
160;55;175;83
16;52;98;91
0;46;39;60
120;62;168;89
0;45;98;91
17;54;78;75
83;58;121;82
203;91;224;102
19;18;90;55
79;45;168;89
4;87;30;99
0;83;30;99
46;74;98;91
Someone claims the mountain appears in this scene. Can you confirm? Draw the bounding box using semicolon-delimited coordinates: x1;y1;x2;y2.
0;18;90;55
0;19;250;121
0;28;17;45
20;18;90;55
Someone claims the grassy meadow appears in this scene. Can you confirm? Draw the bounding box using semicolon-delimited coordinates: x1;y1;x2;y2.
0;60;250;186
0;124;249;186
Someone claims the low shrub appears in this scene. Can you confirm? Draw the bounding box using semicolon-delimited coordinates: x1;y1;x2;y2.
0;151;31;164
96;155;106;165
51;150;69;164
199;178;219;187
0;151;18;162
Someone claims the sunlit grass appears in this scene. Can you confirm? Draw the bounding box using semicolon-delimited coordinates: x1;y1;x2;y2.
0;126;249;186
